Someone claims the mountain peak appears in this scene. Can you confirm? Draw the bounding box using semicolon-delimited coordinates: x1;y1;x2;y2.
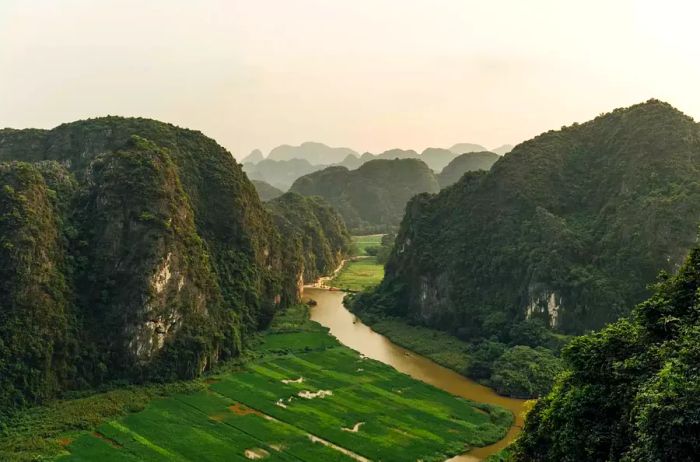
241;148;264;164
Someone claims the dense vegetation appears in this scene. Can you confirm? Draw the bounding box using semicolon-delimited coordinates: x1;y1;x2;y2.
290;158;440;233
350;100;700;397
1;303;512;462
266;192;351;284
514;243;700;462
437;151;500;187
0;162;77;409
0;117;348;413
251;179;283;201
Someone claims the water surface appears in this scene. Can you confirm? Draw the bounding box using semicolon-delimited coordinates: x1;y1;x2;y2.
306;288;526;461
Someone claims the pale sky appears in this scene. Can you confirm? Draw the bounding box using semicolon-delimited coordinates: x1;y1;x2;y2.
1;0;700;159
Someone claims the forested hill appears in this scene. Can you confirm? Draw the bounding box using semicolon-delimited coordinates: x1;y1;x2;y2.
353;100;700;338
266;192;352;284
514;242;700;461
0;117;348;412
289;158;440;233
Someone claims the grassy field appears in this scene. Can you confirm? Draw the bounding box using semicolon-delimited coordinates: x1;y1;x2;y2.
329;258;384;292
351;235;383;256
5;305;512;462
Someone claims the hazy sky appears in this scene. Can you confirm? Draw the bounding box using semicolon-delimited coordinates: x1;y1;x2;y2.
2;0;699;159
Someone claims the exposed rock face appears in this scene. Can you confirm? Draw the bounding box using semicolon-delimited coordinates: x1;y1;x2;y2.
416;273;453;324
77;142;221;371
525;288;563;329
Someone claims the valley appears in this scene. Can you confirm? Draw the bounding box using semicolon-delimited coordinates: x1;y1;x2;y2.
2;100;699;462
4;2;700;460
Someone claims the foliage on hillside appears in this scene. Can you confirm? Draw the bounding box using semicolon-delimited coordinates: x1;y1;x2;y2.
290;158;440;233
266;192;351;284
0;162;77;409
350;100;700;396
0;117;350;413
514;244;700;462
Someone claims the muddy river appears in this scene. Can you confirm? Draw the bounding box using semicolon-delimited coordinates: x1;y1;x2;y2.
306;288;526;462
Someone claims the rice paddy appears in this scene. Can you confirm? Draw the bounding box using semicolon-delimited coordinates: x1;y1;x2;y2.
52;306;511;462
329;257;384;292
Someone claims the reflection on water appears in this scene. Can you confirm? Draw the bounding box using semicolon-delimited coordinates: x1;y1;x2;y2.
306;288;526;461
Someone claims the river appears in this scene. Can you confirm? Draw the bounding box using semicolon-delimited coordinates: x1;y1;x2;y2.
305;287;526;462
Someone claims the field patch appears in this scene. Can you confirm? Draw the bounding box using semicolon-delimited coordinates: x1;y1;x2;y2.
330;257;384;292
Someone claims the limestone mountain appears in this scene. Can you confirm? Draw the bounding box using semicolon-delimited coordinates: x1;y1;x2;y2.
252;179;284;201
337;153;363;170
242;158;322;190
375;148;419;160
491;144;513;155
267;192;351;285
352;100;700;341
0;117;348;411
241;148;264;164
449;142;488;154
420;147;461;172
437;151;500;187
290;158;440;233
335;149;419;170
267;141;357;164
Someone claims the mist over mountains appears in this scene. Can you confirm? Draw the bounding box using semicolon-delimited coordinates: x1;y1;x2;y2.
241;141;510;191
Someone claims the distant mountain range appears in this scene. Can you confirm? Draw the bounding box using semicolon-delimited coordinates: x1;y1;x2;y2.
288;152;499;233
242;142;510;191
267;142;358;164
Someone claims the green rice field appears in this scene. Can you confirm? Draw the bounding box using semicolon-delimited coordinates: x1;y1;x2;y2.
51;306;511;462
329;257;384;292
